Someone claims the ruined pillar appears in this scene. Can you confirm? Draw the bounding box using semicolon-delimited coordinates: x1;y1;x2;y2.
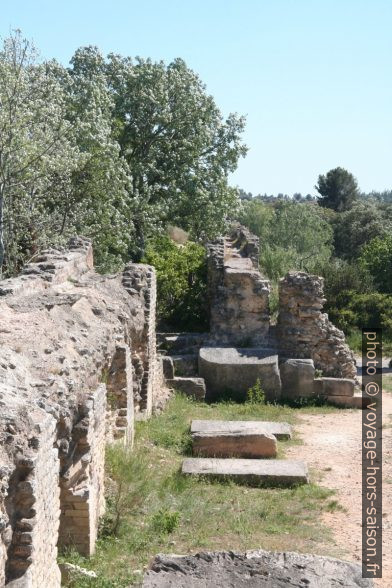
277;271;356;379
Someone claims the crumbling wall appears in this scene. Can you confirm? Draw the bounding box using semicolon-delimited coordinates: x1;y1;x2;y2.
277;272;356;379
207;226;270;345
0;237;163;586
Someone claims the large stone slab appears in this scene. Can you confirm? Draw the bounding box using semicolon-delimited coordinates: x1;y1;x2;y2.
191;420;277;458
143;550;373;587
191;419;292;440
166;377;206;400
143;550;372;588
182;458;308;486
198;347;281;402
280;358;315;399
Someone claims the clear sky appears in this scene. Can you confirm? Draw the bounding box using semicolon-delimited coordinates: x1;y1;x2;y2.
2;0;392;195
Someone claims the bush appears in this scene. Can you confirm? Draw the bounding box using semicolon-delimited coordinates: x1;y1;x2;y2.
246;379;265;404
360;235;392;293
143;235;208;331
151;509;181;534
329;291;392;337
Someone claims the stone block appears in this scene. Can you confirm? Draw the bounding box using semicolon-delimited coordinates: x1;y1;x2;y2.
171;354;198;377
198;348;281;402
191;420;292;440
280;358;315;399
166;377;206;400
161;356;174;379
191;420;277;458
317;377;355;397
182;458;309;486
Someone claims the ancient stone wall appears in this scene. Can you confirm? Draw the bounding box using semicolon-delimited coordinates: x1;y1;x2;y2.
207;226;270;345
277;272;356;379
0;237;164;586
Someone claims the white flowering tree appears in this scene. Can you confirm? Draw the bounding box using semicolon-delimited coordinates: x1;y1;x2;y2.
0;31;82;276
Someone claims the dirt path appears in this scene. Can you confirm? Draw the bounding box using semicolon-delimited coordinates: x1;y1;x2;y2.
286;391;392;587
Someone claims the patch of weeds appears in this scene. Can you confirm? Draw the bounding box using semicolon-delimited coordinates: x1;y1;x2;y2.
151;508;181;534
325;499;345;512
246;378;265;404
314;369;323;378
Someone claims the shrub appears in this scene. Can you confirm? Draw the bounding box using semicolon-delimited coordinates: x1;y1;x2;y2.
151;509;181;534
329;291;392;337
246;379;265;404
143;235;208;331
360;235;392;293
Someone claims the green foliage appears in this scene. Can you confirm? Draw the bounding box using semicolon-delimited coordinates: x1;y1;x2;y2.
0;33;247;275
103;445;151;536
151;509;181;534
246;378;265;404
329;291;392;337
143;235;208;330
332;201;391;260
239;200;333;280
315;167;359;212
360;234;392;293
0;31;83;276
106;53;246;257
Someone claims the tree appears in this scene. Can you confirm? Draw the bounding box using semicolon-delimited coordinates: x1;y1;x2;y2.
65;47;134;272
360;235;392;293
105;54;247;258
239;200;333;280
0;31;82;276
142;235;208;330
315;167;359;212
332;200;391;260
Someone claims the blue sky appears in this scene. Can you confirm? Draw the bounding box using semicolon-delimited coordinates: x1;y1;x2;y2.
2;0;392;195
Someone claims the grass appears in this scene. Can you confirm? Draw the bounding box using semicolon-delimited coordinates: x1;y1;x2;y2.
59;394;343;587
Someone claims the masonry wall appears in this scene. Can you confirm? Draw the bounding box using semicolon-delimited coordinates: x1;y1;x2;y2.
207;225;270;345
0;237;164;586
277;271;356;379
5;412;61;588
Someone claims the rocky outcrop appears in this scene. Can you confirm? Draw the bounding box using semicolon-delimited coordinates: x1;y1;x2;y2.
0;238;167;586
143;550;373;587
277;271;356;379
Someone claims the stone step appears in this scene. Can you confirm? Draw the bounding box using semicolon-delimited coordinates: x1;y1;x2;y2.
182;458;309;487
191;419;292;441
191;421;277;458
166;377;206;400
327;393;373;409
171;354;198;377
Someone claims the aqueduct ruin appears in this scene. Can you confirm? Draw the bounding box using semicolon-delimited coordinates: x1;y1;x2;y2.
0;227;360;586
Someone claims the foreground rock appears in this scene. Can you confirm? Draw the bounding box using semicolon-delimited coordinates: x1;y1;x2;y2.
143;550;373;587
191;420;278;458
182;458;309;486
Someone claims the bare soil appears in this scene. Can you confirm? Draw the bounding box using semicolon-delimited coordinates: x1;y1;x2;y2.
286;391;392;587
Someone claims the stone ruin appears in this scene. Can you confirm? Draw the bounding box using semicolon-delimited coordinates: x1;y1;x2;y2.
0;225;363;586
160;224;361;407
0;237;168;587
